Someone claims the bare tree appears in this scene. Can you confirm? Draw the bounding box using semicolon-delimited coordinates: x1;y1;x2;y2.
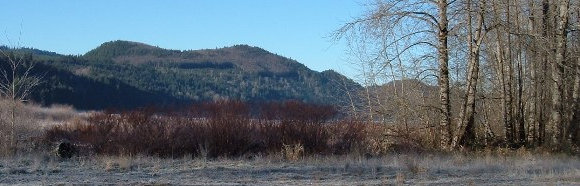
0;47;41;154
568;5;580;146
334;0;458;150
452;0;487;149
549;0;571;146
436;0;453;150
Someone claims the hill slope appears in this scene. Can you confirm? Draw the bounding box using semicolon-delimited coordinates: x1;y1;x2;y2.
1;41;361;110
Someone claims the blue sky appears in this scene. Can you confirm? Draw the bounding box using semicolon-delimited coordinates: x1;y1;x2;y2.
1;0;365;79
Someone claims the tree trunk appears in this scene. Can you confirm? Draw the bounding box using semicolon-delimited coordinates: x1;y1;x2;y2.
10;100;16;155
569;55;580;146
492;0;515;147
515;5;526;146
437;0;452;150
526;0;539;146
482;98;496;145
453;0;484;148
550;0;569;146
568;7;580;146
538;0;551;146
505;0;515;147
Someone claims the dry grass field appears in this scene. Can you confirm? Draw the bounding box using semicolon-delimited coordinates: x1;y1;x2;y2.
0;101;578;185
1;152;578;185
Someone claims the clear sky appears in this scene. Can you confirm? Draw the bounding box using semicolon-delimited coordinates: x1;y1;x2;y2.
0;0;365;79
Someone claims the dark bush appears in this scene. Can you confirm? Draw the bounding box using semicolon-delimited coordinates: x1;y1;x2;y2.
56;141;76;158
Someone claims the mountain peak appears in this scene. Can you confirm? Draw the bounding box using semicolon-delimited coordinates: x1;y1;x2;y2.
229;44;266;51
93;40;156;51
84;40;172;60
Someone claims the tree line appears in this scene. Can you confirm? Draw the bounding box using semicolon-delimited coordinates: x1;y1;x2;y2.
336;0;579;150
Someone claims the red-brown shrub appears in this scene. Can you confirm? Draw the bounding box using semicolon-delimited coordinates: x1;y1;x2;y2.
329;120;367;154
43;100;369;158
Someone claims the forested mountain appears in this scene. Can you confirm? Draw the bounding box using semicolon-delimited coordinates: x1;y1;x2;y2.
1;41;361;110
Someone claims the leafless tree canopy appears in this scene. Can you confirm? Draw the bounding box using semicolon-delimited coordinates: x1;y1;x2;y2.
0;45;42;155
335;0;580;150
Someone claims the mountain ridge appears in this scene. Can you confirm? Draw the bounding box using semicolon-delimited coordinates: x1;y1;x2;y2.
84;40;308;73
1;41;362;110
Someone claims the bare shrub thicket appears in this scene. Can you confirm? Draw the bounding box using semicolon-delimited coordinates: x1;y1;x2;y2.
0;100;81;156
44;100;387;158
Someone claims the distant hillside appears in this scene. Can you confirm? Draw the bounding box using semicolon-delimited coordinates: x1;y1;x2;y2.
1;41;361;110
85;41;306;73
